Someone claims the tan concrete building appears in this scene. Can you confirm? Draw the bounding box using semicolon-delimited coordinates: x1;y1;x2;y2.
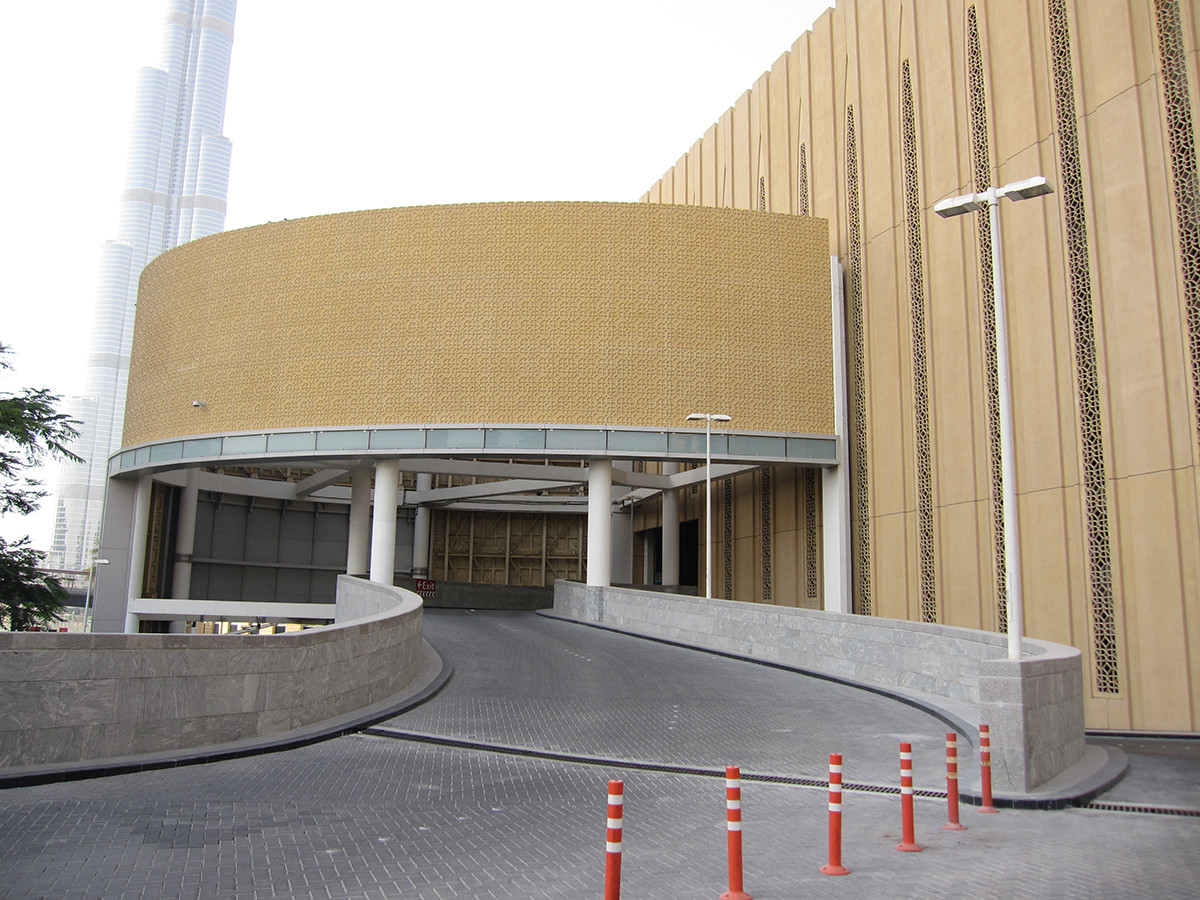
93;0;1198;736
638;0;1199;733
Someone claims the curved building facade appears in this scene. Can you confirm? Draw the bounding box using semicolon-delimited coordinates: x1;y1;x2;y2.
93;201;843;647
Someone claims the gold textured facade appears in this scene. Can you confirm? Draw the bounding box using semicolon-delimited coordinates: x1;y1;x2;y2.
125;202;832;447
644;0;1200;733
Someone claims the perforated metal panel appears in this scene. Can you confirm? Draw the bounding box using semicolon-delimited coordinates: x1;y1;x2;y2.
901;60;937;624
1048;0;1119;694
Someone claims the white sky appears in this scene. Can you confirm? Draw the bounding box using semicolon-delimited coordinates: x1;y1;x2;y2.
0;0;832;548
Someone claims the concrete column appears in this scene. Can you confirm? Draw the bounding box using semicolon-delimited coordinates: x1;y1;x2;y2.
661;461;680;587
411;472;432;577
823;466;851;614
369;459;400;585
825;256;852;614
125;474;154;633
168;620;187;634
346;467;372;575
586;459;612;587
171;468;200;599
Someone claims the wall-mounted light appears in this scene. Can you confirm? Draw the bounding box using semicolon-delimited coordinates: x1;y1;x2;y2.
191;400;205;408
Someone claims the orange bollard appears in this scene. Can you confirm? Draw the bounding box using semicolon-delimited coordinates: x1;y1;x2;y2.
943;733;967;831
819;753;850;875
605;780;623;900
979;724;999;813
896;742;922;852
720;766;752;900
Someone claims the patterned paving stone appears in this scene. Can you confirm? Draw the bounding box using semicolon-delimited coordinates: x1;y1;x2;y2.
0;609;1197;899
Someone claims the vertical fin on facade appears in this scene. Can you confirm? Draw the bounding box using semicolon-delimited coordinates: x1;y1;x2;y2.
760;468;773;601
723;478;734;600
901;60;937;624
1153;0;1200;448
804;469;819;605
1047;0;1119;694
798;143;811;217
846;106;872;615
967;5;1009;633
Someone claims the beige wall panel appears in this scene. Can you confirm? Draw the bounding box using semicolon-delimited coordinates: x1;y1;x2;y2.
912;0;971;201
702;124;719;207
734;535;757;601
1003;202;1077;496
735;473;756;541
1115;470;1194;730
1178;467;1200;729
788;37;807;215
774;531;801;607
864;234;912;518
1136;77;1199;467
673;154;688;204
1073;0;1141;114
733;91;752;210
926;225;988;506
768;53;792;214
936;499;988;630
856;0;902;242
127;204;833;446
717;109;733;207
1020;486;1083;651
751;73;768;206
687;140;703;205
806;25;841;247
649;180;663;203
982;1;1049;172
873;510;917;621
1087;92;1179;479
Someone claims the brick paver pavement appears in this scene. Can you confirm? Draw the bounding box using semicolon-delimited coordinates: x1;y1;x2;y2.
1;608;1197;899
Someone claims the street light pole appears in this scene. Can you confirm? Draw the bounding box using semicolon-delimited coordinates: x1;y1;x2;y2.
935;175;1054;660
686;412;731;601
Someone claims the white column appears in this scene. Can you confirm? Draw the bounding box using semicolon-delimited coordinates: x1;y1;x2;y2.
824;255;852;614
369;459;400;585
661;461;680;587
586;459;613;587
411;472;433;577
171;467;199;599
125;474;153;633
346;467;372;575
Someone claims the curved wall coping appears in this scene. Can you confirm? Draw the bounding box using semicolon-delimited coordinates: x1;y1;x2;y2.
0;577;425;774
108;423;838;479
553;582;1085;793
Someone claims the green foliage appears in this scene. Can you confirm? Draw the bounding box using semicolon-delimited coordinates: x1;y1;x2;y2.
0;343;82;630
0;535;69;630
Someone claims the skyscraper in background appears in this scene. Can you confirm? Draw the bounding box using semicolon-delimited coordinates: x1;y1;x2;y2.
50;0;237;573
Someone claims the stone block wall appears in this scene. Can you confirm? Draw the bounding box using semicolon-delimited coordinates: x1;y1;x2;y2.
0;578;423;770
554;582;1085;793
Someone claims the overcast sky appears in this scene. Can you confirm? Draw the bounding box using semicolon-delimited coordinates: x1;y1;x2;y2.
0;0;832;548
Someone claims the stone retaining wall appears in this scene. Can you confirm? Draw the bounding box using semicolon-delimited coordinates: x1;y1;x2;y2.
0;576;423;770
554;582;1084;793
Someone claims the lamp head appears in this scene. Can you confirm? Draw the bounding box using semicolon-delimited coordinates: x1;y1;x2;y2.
934;193;985;218
1000;175;1054;201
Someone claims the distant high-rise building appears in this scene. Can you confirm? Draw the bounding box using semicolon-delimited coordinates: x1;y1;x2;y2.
51;0;237;572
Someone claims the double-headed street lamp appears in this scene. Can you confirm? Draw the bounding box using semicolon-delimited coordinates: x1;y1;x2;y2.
686;412;731;601
934;175;1054;660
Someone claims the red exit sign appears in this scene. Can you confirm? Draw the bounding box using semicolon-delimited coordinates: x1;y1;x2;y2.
415;579;437;595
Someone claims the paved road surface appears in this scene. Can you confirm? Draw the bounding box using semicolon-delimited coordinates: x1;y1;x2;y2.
1;609;1197;899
